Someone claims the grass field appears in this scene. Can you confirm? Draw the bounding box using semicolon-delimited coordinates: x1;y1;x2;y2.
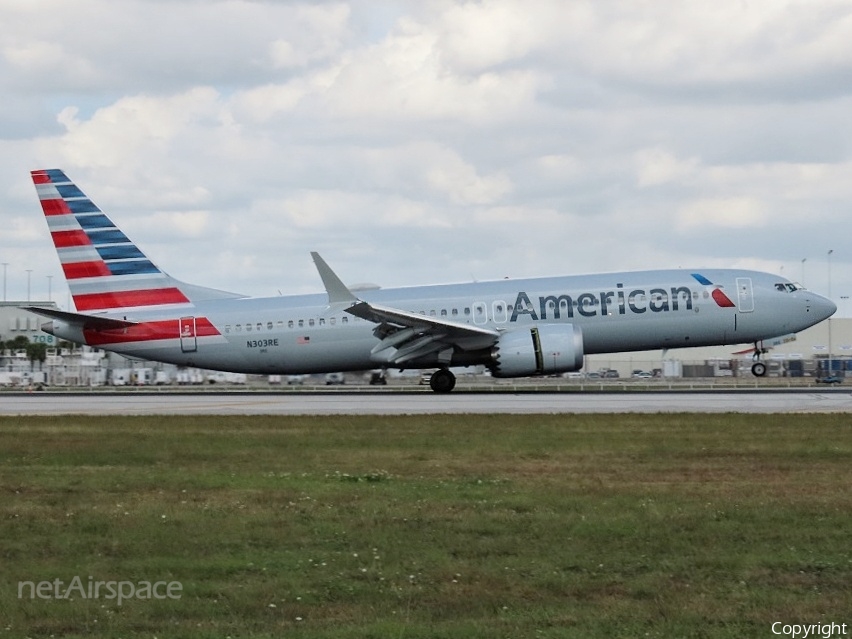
1;414;851;638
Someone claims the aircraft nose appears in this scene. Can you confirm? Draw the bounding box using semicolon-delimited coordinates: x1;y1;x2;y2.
812;294;837;321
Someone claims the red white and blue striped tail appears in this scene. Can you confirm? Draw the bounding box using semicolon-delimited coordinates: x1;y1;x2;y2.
32;169;243;312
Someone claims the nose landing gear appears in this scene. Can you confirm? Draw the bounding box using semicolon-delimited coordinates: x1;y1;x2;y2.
751;361;767;377
751;341;768;377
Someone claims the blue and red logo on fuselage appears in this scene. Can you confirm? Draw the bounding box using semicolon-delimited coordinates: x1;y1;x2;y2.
691;273;736;308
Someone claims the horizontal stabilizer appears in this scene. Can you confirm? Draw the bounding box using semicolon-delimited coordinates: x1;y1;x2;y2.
21;306;138;331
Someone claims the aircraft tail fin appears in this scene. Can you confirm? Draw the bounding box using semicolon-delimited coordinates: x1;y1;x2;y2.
31;169;244;312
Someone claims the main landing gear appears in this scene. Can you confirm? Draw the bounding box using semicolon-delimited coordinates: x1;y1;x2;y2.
429;368;456;393
751;341;768;377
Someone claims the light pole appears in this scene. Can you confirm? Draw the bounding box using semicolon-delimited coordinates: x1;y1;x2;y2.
827;250;833;377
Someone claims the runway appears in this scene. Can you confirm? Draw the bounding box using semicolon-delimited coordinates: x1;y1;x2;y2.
2;390;852;415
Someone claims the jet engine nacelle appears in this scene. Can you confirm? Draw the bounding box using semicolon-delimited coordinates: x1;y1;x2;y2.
491;324;584;378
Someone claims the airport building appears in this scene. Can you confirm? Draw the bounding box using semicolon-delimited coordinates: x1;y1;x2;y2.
1;302;60;386
0;301;59;346
585;316;850;378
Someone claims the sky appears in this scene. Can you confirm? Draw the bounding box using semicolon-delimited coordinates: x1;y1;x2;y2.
1;0;851;314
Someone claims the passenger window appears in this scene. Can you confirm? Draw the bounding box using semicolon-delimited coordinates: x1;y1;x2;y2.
224;325;231;334
342;317;348;324
246;323;252;332
288;320;294;329
330;317;336;325
309;319;315;327
298;319;304;328
267;322;273;330
319;318;325;326
441;309;447;317
236;324;242;332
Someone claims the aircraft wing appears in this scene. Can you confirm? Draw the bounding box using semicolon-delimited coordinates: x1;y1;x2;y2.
21;306;138;331
311;253;499;366
347;300;499;365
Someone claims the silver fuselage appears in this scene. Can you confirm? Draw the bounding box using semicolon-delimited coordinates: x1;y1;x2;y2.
46;268;836;374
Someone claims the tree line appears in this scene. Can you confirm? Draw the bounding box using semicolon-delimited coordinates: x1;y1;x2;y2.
0;336;48;368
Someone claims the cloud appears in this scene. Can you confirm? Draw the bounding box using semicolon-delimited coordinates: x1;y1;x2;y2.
1;0;851;306
40;88;224;172
268;4;351;69
635;147;700;187
676;197;769;232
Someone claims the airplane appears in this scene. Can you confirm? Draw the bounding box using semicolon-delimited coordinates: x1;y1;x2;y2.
24;169;836;392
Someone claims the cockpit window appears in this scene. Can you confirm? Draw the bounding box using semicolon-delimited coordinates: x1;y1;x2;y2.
775;282;802;293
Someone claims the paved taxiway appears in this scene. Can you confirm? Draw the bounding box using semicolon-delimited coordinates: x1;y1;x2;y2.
2;390;852;415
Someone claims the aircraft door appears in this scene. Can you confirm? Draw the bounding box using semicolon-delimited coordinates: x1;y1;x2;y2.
180;316;197;352
736;278;754;313
492;300;508;324
472;302;488;325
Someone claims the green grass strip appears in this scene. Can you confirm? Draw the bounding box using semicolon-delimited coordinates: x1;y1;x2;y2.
1;414;850;637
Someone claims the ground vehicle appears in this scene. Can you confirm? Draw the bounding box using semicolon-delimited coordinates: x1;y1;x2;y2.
815;375;842;385
325;372;345;385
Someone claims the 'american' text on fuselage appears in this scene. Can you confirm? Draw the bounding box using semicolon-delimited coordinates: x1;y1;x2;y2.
511;284;695;322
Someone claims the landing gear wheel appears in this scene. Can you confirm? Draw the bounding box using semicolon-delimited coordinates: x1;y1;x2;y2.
429;369;456;393
751;362;767;377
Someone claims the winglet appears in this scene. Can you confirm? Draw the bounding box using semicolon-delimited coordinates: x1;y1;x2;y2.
311;252;359;305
